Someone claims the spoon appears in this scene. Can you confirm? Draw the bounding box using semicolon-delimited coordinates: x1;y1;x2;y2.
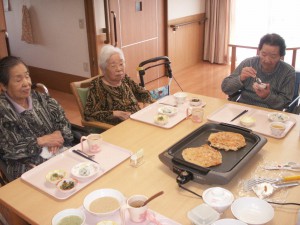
255;77;262;84
142;191;164;206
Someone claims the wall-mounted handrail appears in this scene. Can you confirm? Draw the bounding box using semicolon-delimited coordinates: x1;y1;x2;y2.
229;44;300;72
170;17;207;31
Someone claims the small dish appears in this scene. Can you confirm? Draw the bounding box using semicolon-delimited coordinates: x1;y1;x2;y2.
46;169;67;184
268;112;289;122
52;208;85;225
56;177;78;193
158;106;178;116
239;115;255;127
212;219;247;225
231;197;274;225
189;97;202;106
269;121;286;137
83;188;125;216
71;162;101;179
154;114;169;125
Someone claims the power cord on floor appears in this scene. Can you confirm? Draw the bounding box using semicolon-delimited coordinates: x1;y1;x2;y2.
267;201;300;206
172;74;183;92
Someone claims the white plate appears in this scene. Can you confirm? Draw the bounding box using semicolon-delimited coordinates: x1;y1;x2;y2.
45;169;67;184
212;219;247;225
71;162;101;179
158;106;178;116
268;112;289;122
231;197;274;225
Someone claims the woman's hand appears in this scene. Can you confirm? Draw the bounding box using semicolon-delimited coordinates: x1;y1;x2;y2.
240;67;257;81
113;111;131;120
37;131;64;150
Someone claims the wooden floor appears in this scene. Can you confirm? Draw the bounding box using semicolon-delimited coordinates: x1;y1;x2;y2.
49;61;231;127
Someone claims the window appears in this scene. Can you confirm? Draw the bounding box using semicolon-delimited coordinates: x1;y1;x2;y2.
230;0;300;70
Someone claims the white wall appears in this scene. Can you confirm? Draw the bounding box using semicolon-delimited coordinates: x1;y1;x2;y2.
168;0;205;20
5;0;90;77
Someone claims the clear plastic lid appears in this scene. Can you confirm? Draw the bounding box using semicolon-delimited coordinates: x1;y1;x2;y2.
187;203;220;225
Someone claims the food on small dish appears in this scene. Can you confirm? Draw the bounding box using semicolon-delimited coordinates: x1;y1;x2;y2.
83;188;125;216
56;178;78;193
182;144;222;167
52;208;85;225
189;97;202;106
154;114;169;125
158;105;178;116
231;197;274;225
46;169;67;184
268;112;289;122
208;132;246;151
239;115;255;127
270;122;286;137
71;162;101;179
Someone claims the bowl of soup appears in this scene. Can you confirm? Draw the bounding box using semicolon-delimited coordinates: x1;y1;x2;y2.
83;188;125;216
52;208;85;225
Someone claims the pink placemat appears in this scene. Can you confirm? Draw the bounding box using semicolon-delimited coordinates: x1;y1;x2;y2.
21;142;131;200
130;95;206;129
80;206;182;225
207;103;296;138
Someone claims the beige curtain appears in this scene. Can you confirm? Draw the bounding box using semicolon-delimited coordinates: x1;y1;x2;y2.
21;5;34;44
203;0;230;64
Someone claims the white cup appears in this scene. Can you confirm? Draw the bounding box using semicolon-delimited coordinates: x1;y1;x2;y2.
173;92;187;105
80;133;102;153
126;195;148;223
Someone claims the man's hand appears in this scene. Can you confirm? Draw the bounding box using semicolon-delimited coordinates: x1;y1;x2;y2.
252;82;270;99
240;67;257;81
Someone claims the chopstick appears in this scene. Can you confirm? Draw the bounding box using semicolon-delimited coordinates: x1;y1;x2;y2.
159;102;177;107
230;110;248;122
72;150;99;164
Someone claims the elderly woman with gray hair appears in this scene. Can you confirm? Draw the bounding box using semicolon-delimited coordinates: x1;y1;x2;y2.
84;45;154;125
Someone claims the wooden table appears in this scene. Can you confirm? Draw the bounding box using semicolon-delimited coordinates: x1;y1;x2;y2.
0;94;300;225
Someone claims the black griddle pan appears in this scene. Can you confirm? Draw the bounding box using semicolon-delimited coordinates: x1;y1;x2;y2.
170;123;261;174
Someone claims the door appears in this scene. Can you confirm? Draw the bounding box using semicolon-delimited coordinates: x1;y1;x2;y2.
106;0;167;83
0;0;8;58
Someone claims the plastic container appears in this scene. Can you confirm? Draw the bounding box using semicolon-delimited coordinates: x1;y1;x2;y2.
187;203;220;225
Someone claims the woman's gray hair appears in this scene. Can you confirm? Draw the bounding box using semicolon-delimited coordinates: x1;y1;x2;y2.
99;45;125;72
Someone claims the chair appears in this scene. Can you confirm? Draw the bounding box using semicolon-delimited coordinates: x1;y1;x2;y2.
70;76;114;132
229;71;300;114
137;56;173;100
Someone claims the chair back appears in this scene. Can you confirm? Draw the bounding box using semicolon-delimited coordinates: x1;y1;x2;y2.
137;56;173;100
70;76;113;130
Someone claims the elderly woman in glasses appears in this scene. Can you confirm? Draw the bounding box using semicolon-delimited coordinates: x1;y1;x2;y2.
0;56;73;181
84;45;154;125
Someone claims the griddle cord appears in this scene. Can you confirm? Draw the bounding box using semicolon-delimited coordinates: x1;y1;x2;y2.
178;183;202;199
176;171;202;198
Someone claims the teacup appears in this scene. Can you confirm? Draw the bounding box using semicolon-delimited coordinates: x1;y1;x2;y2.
80;133;102;153
125;195;148;223
187;106;204;123
270;122;286;137
173;92;187;105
